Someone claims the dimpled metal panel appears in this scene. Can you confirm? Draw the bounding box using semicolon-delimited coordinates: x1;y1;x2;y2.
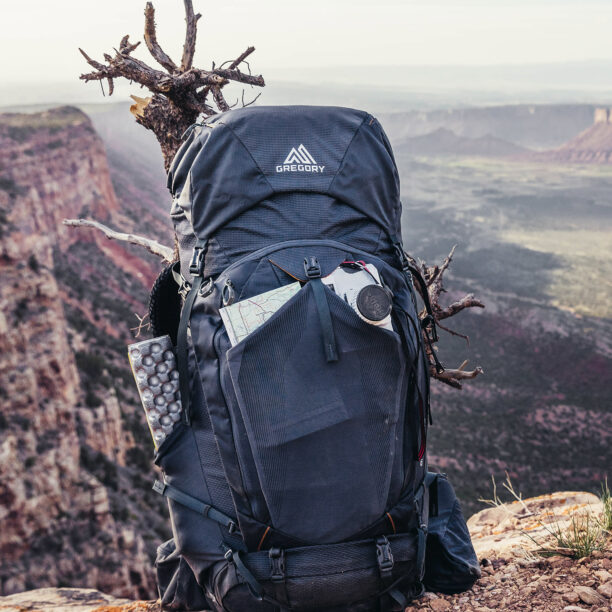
128;335;182;448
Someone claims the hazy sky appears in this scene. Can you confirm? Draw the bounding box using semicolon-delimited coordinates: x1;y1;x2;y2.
2;0;612;86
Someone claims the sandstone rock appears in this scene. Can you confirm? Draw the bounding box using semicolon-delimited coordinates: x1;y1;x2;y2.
594;570;612;583
428;599;451;611
467;491;604;559
574;585;604;605
596;581;612;599
563;591;580;603
0;587;138;611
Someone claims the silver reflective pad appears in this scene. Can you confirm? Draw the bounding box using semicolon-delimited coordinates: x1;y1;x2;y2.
128;335;182;449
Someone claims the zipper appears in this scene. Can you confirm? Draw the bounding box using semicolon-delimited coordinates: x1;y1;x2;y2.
214;238;387;283
397;307;428;466
417;397;426;461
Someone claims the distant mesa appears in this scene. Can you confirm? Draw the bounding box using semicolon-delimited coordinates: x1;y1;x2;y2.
528;107;612;164
396;127;529;158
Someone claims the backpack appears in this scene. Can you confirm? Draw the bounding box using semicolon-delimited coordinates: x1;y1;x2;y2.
147;105;469;611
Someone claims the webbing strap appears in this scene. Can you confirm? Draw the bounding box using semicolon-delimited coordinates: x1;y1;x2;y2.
390;235;442;351
176;240;207;425
416;525;427;579
227;548;264;600
311;278;339;362
153;480;238;534
388;587;409;610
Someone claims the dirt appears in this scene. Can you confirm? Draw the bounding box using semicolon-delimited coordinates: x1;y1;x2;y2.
410;546;612;612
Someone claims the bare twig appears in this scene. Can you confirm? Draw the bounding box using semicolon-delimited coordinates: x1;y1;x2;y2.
131;312;151;338
438;293;485;320
228;46;255;70
63;218;174;262
211;86;230;112
436;361;484;384
180;0;201;71
144;2;179;73
478;473;534;519
242;90;262;108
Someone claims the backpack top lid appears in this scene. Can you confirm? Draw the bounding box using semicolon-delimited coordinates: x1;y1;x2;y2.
167;105;402;242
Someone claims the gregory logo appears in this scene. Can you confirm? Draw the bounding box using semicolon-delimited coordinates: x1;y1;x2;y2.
276;144;325;173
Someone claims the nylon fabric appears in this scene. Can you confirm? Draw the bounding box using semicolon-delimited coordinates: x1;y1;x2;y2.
167;106;402;242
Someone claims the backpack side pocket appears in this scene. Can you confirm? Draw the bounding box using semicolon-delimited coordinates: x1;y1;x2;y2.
424;473;481;594
155;538;211;611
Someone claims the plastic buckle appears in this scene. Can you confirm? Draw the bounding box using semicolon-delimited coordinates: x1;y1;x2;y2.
224;548;233;561
375;536;394;576
268;548;286;583
227;520;237;534
303;256;321;279
152;480;167;495
189;247;206;277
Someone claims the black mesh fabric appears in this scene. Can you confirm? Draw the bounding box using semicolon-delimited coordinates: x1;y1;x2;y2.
202;192;387;278
224;283;405;543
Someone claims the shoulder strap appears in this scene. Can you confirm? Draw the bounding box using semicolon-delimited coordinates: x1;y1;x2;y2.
176;240;207;425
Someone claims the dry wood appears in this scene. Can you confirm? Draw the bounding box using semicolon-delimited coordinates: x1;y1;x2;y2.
79;0;264;169
63;218;174;262
406;245;485;388
180;0;201;72
144;2;179;73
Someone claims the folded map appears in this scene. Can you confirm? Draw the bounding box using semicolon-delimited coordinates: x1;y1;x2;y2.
220;282;301;346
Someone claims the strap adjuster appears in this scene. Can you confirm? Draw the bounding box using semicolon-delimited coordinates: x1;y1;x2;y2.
189;247;206;276
227;520;237;534
269;548;286;583
375;536;394;576
152;480;167;495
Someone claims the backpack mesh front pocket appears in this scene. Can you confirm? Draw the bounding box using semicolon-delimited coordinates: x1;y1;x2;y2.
222;281;407;543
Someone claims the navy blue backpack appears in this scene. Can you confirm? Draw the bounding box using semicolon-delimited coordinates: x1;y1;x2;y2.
150;105;478;611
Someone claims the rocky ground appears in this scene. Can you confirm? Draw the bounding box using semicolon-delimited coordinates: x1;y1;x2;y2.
0;491;609;611
411;550;612;611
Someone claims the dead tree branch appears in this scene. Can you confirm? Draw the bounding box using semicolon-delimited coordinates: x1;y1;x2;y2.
407;246;485;388
144;2;179;73
63;218;174;262
79;0;265;169
180;0;201;71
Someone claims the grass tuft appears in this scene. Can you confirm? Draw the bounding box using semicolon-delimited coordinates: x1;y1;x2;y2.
600;478;612;533
532;513;605;559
